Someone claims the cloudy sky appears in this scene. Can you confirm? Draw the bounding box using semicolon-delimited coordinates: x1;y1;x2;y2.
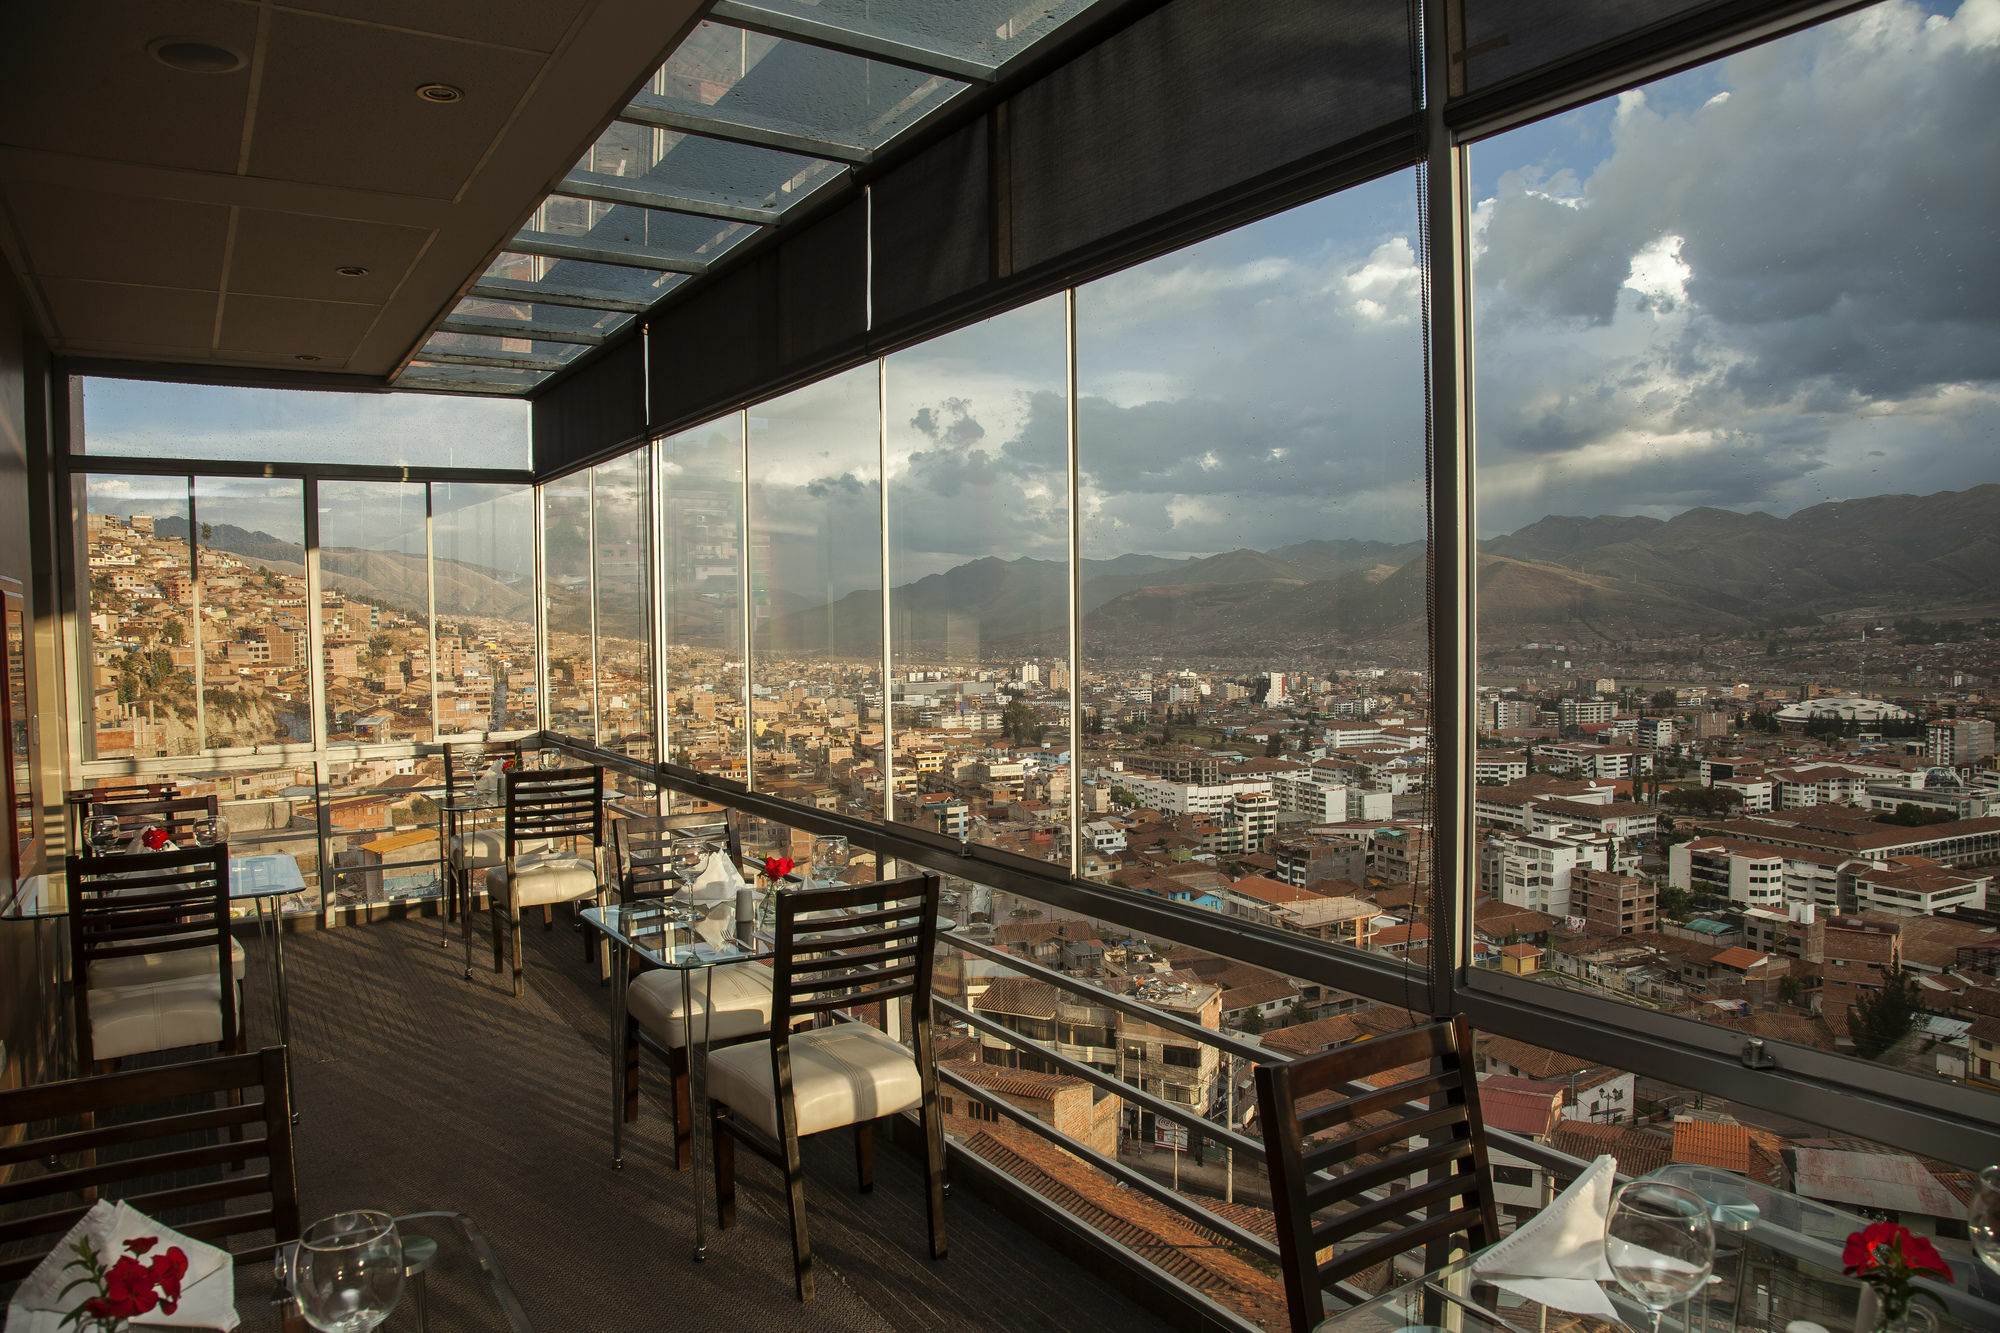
81;1;1999;580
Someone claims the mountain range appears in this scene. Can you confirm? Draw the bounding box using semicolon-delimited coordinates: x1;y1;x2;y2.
756;485;2000;657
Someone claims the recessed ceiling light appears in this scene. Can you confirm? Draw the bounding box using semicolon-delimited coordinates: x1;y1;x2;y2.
147;37;246;74
295;354;321;362
335;266;370;278
415;83;463;104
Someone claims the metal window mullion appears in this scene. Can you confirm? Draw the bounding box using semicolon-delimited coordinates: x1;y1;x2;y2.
533;486;549;736
1064;288;1082;877
649;436;668;780
425;485;441;740
185;477;206;754
739;410;754;792
878;357;893;832
587;469;601;748
303;479;328;751
313;755;333;923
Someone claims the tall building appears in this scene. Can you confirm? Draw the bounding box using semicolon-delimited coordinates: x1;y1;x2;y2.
1929;719;1995;767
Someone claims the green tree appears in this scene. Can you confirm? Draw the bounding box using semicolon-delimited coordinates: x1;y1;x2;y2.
160;617;185;646
1778;975;1804;1005
200;521;213;543
1264;731;1283;757
1656;883;1690;920
1240;1008;1266;1035
1648;689;1677;711
1850;966;1918;1059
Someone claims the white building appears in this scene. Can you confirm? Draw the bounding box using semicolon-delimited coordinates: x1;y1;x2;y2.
1483;829;1613;915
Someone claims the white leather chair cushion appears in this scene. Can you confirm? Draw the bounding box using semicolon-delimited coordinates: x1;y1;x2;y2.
89;937;246;989
485;850;599;909
449;832;554;869
707;1021;921;1140
627;964;773;1048
88;976;234;1063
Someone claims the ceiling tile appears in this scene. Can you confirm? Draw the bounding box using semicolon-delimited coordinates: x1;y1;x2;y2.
217;293;380;361
0;0;254;175
5;181;230;288
228;210;430;302
282;0;593;55
41;278;216;349
247;11;547;199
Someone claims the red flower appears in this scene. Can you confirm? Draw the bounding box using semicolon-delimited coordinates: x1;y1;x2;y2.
763;856;795;879
104;1255;160;1317
141;827;171;850
1900;1232;1953;1280
150;1246;189;1313
122;1238;157;1256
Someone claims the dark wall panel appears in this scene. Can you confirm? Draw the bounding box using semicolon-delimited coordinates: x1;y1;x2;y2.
531;333;644;475
647;255;778;429
870;118;992;329
778;198;868;368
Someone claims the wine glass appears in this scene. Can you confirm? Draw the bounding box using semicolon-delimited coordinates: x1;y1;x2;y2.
85;814;123;852
289;1210;404;1333
1971;1164;2000;1275
190;815;227;847
1605;1180;1715;1333
811;835;850;886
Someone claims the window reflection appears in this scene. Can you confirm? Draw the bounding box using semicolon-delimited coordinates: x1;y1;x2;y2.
661;416;747;781
432;483;537;737
592;450;655;760
542;473;596;741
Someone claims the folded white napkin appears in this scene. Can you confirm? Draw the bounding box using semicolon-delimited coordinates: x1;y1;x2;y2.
1471;1153;1619;1318
474;760;503;796
686;851;748;906
691;901;735;950
6;1200;236;1333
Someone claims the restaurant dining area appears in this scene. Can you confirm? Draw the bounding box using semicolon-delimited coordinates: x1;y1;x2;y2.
4;0;2000;1331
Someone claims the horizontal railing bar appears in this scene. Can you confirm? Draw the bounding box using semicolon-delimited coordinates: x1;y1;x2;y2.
467;277;655;313
437;318;606;347
932;1064;1279;1263
620;95;874;165
936;995;1265;1162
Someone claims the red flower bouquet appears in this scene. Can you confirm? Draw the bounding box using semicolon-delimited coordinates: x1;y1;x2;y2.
1843;1220;1951;1330
60;1235;189;1330
762;856;796;881
139;827;171;851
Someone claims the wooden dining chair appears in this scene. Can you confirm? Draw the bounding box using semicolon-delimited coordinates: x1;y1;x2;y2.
708;871;946;1301
69;844;241;1071
613;814;773;1170
439;739;524;922
1253;1014;1499;1333
0;1047;299;1283
66;781;177;851
485;765;605;997
88;793;219;848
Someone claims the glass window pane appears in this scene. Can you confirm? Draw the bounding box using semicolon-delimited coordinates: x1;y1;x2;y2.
661;417;747;782
396;362;552;395
1075;170;1431;969
194;477;309;748
449;298;634;339
326;755;442;911
80;475;196;759
481;250;689;306
542;473;596;741
649;22;966;151
520;194;756;267
186;765;322;919
743;0;1105;70
886;294;1070;862
318;481;431;744
748;364;883;820
432;483;537;737
1468;3;2000;1111
573;121;841;215
78;379;529;468
592;450;655;760
419;331;591;366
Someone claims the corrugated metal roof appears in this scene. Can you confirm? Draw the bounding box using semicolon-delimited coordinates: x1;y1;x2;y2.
1789;1143;1965;1220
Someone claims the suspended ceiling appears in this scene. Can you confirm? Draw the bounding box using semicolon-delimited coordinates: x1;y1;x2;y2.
0;0;705;385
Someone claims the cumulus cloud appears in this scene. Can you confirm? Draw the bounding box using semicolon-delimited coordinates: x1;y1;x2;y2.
1473;0;2000;532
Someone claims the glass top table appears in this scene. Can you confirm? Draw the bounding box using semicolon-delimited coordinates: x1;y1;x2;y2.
1316;1162;2000;1333
267;1211;535;1332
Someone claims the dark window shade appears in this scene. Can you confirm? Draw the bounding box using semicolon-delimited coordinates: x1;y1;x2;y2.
869;118;992;330
778;198;868;368
531;334;644;475
648;256;780;429
1009;0;1418;274
1460;0;1754;92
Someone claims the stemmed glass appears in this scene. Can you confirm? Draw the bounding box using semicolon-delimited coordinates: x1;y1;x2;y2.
85;814;123;852
288;1211;404;1333
1971;1164;2000;1276
811;835;850;886
190;815;227;847
1604;1180;1715;1333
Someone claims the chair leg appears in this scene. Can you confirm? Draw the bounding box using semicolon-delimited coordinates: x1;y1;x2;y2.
853;1121;874;1193
622;1017;642;1126
668;1045;692;1171
921;1097;948;1261
509;907;525;997
782;1122;813;1301
712;1105;736;1230
542;905;553;929
489;895;505;975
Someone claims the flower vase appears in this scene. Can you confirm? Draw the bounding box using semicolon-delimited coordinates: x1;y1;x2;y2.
1854;1286;1939;1333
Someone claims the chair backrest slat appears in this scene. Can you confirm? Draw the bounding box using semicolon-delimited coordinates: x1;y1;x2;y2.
501;766;602;854
67;783;178;849
770;872;940;1046
0;1048;298;1283
1253;1014;1498;1333
68;845;233;1068
86;794;217;842
611;813;743;902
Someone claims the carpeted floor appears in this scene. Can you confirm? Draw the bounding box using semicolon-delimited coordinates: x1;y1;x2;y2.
240;910;1160;1333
